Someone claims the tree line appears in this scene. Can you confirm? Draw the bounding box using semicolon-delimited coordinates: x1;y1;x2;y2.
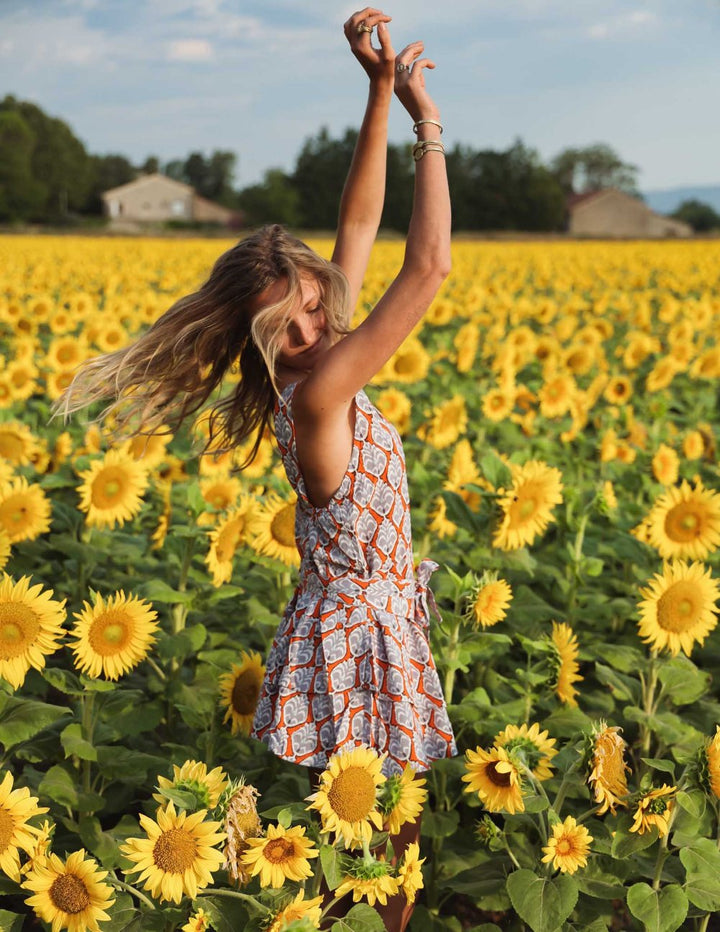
1;94;716;232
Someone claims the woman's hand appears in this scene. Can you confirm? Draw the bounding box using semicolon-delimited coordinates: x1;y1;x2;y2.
394;41;440;123
343;7;395;87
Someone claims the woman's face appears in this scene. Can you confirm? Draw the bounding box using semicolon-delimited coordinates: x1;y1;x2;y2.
254;273;330;374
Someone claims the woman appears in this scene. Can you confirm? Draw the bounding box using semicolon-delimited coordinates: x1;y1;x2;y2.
53;8;456;929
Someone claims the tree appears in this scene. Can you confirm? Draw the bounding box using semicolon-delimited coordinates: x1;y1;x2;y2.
238;168;301;227
293;127;357;229
141;155;160;174
670;199;720;233
551;143;640;196
0;110;46;220
85;154;136;213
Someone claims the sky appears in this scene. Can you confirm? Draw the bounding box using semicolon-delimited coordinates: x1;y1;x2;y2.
1;0;718;193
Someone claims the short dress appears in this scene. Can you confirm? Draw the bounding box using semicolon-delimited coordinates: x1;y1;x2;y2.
250;380;459;778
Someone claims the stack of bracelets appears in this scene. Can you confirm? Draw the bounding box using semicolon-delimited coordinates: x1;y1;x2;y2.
411;118;445;161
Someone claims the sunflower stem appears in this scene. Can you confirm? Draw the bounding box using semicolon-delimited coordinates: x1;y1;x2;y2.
80;691;95;817
146;655;167;682
442;613;461;708
108;877;158;911
651;802;678;891
641;650;659;758
170;535;196;676
551;757;582;815
196;887;272;913
503;834;522;870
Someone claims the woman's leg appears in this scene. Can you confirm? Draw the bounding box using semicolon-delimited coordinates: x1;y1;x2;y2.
307;765;425;932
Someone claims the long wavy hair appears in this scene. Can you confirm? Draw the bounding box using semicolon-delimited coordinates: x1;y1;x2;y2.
50;224;352;468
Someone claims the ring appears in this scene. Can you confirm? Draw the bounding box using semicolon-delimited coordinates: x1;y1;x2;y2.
356;22;373;34
396;62;409;72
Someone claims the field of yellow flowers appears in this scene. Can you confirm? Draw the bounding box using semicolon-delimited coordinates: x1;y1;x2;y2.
1;234;720;932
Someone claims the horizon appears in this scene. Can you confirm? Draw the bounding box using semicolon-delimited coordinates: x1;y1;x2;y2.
1;1;719;193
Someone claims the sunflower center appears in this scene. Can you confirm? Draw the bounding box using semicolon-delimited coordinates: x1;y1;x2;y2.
49;873;91;914
91;467;127;507
326;767;377;823
263;836;295;864
648;797;668;815
512;493;537;521
271;505;295;548
503;737;543;771
664;503;703;542
0;604;40;659
231;669;259;714
555;837;572;855
486;762;512;787
153;827;198;873
0;807;14;852
88;610;131;655
656;582;700;632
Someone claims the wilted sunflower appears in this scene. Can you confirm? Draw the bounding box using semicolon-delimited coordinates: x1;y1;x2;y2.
250;493;299;567
153;760;229;811
305;745;387;849
0;476;52;543
0;770;49;882
461;746;525;814
221;778;263;886
205;497;261;586
68;590;159;680
492;460;563;551
0;574;66;690
119;801;226;903
587;722;630;815
637;560;720;657
76;448;150;529
652;444;679;486
550;621;583;707
469;577;513;629
629;784;676;836
541;816;593;874
240;822;319;888
219;652;265;736
22;848;115;932
701;725;720;799
643;479;720;560
382;764;428;837
266;889;324;932
494;722;557;781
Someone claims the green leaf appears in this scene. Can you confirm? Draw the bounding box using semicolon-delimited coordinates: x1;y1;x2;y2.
680;838;720;911
38;764;79;808
610;815;660;859
276;807;293;828
137;578;193;604
600;644;645;674
0;910;25;932
626;882;688;932
42;667;85;695
61;722;97;761
480;451;512;488
595;663;639;703
422;808;459;839
196;896;250;932
522;794;549;813
330;903;386;931
676;790;706;819
0;696;71;749
657;655;710;705
320;843;343;890
639;758;676;777
506;869;578;932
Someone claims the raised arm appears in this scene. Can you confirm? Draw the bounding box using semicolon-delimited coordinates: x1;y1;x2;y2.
331;7;395;310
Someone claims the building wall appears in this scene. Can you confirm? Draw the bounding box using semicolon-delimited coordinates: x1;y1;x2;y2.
103;176;193;222
570;190;692;238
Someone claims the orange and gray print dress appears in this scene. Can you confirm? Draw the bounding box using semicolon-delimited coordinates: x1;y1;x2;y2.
250;380;459;778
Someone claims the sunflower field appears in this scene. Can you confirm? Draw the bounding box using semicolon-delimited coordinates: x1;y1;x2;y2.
1;234;720;932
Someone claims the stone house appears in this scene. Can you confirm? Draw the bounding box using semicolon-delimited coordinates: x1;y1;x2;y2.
101;173;240;227
568;188;692;238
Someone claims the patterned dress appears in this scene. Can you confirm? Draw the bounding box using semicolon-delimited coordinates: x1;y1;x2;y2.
250;381;459;777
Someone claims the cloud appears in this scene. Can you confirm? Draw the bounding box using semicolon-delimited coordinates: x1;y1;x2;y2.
166;39;214;61
588;8;658;40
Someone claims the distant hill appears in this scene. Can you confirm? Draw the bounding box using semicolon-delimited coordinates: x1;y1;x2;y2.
643;185;720;216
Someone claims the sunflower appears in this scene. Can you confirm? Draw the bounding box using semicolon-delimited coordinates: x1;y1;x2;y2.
652;444;679;486
494;722;557;782
205;498;261;586
603;376;633;405
445;439;485;508
240;822;319;888
250;493;299;567
266;889;324;932
538;373;576;418
482;387;515;423
387;338;430;384
18;819;54;879
0;771;49;882
396;840;425;905
0;476;52;543
587;722;630;815
22;848;115;932
0;574;66;690
646;357;679;392
334;860;401;908
637;560;720;657
600;480;618;511
381;764;428;837
550;621;582;707
541;816;593;874
76;448;150;529
304;746;387;850
153;760;229;811
629;784;676;836
423;396;467;450
199;476;242;516
683;431;705;461
375;387;412;435
702;726;720;799
461;746;525;814
455;321;480;373
68;590;159;680
181;907;212;932
119;801;226;903
119;427;173;468
427;496;457;539
492;460;563;551
0;421;41;466
644;479;720;560
221;779;263;886
469;578;513;629
219;652;265;736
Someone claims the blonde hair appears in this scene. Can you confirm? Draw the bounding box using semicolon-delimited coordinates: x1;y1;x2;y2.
50;225;351;467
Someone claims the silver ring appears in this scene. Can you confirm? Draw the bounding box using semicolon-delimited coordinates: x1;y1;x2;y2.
357;22;373;34
396;62;409;72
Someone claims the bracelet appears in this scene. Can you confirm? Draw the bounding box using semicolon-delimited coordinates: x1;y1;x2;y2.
413;119;443;135
412;139;445;161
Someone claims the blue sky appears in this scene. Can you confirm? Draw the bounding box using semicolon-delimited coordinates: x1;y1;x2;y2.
1;0;718;192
